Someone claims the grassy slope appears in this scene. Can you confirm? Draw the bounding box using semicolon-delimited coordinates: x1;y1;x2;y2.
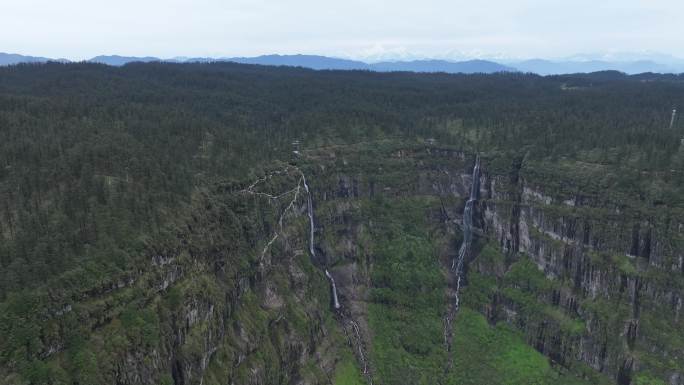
333;351;366;385
451;308;600;385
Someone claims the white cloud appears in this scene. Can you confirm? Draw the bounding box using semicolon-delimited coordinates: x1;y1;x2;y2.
1;0;683;60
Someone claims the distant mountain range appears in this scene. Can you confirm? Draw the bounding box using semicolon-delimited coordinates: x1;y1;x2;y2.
0;52;69;65
89;55;160;66
2;52;683;75
507;59;682;75
230;55;519;73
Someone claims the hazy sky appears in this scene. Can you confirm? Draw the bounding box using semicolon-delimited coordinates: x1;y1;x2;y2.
2;0;683;61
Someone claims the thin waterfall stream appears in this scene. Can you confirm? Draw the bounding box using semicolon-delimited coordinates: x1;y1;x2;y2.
325;269;342;309
302;173;341;309
452;155;480;312
302;171;371;383
444;155;481;359
241;165;369;382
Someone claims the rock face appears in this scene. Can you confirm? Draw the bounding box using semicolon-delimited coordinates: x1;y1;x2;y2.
303;145;682;385
3;144;682;385
1;167;342;385
478;159;684;385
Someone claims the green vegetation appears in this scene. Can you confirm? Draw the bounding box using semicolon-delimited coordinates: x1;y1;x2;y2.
451;308;561;385
633;373;668;385
0;62;683;384
365;197;447;385
333;352;366;385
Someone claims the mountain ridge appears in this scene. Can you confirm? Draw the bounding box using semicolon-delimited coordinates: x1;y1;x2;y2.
0;52;69;65
2;52;684;74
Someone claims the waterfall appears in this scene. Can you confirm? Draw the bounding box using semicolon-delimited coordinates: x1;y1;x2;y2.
303;171;370;383
452;155;480;312
302;175;316;257
326;269;342;309
349;320;370;378
302;173;342;310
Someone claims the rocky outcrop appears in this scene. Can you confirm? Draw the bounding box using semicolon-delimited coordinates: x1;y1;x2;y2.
303;145;683;384
479;159;684;385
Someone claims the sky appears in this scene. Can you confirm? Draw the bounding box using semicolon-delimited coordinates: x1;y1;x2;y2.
2;0;683;61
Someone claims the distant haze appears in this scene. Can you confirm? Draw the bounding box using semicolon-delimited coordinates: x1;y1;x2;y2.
1;0;683;62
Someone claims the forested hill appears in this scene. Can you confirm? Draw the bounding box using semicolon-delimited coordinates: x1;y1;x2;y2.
1;62;683;385
1;63;682;173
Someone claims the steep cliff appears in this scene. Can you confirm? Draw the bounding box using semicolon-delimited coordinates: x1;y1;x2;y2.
478;157;684;385
2;141;682;385
1;165;353;384
296;141;683;385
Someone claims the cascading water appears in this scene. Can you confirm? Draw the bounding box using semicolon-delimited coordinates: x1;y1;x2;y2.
302;170;371;383
302;175;316;257
302;174;341;310
325;270;342;309
244;167;368;378
452;155;480;312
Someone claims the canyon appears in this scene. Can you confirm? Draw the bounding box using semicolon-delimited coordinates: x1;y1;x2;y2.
4;141;681;385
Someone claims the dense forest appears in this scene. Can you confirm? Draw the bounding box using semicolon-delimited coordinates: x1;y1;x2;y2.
0;62;683;385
